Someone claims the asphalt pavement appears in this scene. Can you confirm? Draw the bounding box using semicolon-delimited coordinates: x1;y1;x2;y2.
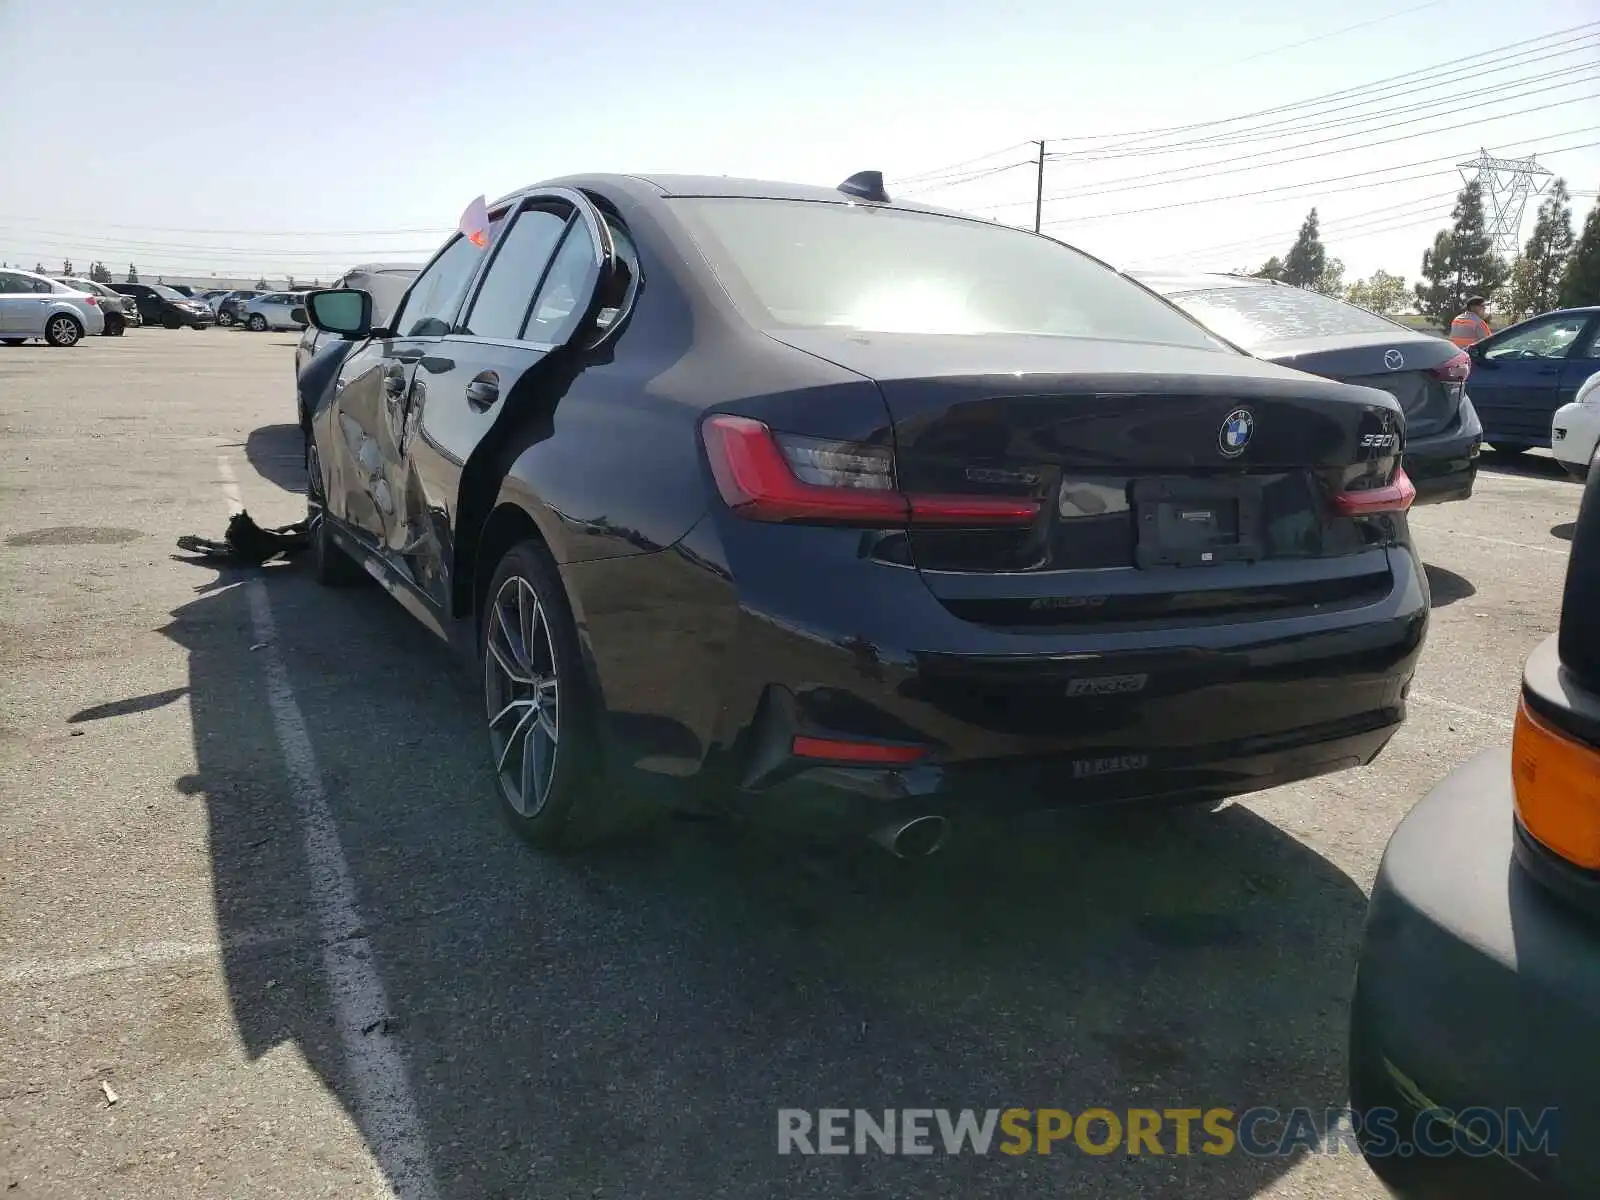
0;332;1580;1199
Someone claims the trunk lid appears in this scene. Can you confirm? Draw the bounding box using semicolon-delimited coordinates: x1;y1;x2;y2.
1259;330;1463;439
765;329;1405;628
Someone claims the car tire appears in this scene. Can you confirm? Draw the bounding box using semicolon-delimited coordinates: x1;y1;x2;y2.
217;311;234;327
107;324;125;337
162;316;181;330
481;541;625;851
247;314;268;332
44;314;84;347
305;441;364;587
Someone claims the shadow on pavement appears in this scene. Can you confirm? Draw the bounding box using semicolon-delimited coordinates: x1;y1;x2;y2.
243;423;306;494
158;538;1373;1199
1423;562;1476;608
1552;521;1575;543
67;686;189;724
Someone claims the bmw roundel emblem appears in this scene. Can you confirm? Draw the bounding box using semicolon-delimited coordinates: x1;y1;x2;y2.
1218;408;1254;457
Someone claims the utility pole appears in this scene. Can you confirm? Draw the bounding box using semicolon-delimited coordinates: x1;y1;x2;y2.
1033;140;1046;234
1457;148;1553;258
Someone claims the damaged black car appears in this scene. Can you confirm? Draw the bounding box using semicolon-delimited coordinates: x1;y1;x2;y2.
294;172;1428;855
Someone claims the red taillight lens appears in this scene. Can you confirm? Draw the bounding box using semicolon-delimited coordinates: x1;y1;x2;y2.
1429;351;1470;383
84;296;98;306
791;735;930;764
1333;466;1416;516
701;415;1039;528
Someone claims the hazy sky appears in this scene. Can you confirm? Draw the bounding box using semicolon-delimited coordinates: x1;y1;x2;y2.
1;1;1596;286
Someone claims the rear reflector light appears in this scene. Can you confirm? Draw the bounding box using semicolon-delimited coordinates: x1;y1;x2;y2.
702;415;1040;528
1332;466;1415;516
791;735;930;764
1429;351;1471;383
1513;698;1600;870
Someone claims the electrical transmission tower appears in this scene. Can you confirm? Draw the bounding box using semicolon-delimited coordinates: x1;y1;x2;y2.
1456;149;1553;257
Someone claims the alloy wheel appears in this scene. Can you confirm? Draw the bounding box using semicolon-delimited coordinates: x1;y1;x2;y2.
48;316;79;346
484;575;561;818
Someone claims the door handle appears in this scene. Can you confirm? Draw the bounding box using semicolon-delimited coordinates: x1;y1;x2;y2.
465;372;499;410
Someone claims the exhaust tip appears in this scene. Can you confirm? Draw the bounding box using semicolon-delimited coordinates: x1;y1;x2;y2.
872;814;950;859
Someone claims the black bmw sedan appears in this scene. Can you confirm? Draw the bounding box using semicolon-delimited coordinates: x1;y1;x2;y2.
1136;272;1482;505
296;172;1428;855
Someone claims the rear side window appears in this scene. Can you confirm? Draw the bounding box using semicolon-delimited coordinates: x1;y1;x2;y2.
1164;284;1402;349
523;225;598;345
462;206;570;340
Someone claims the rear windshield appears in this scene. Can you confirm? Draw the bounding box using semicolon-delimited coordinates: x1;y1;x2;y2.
149;284;185;301
672;197;1228;350
1161;283;1402;349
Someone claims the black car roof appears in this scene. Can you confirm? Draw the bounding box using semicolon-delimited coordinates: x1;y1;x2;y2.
492;172;985;222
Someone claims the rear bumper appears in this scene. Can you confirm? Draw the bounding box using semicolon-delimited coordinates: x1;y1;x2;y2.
1406;425;1481;505
1349;749;1600;1198
702;528;1427;832
1552;403;1598;479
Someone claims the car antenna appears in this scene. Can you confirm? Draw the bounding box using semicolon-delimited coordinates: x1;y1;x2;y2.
838;171;890;203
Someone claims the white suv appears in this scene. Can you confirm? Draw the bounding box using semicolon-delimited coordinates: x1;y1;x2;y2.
0;269;107;346
241;292;308;332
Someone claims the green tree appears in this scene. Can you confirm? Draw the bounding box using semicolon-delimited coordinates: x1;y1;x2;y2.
1282;209;1327;289
1255;255;1285;281
1312;256;1345;297
61;258;74;277
1558;199;1600;308
1511;179;1574;317
1346;269;1408;315
89;261;113;284
127;263;139;282
33;262;46;274
1414;182;1508;328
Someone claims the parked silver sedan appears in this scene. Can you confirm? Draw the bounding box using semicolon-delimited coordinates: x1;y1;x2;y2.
0;269;106;346
240;291;308;331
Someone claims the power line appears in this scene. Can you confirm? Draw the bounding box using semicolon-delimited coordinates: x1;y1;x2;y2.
897;159;1038;196
1200;0;1447;74
1130;190;1462;265
1046;40;1599;164
1030;83;1599;206
1036;129;1600;227
889;143;1032;186
1043;20;1598;149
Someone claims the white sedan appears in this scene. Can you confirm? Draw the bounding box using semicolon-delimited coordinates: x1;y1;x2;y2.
1553;370;1600;480
0;268;106;346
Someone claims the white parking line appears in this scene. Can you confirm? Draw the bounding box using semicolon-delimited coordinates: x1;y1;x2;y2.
1432;530;1568;556
1409;690;1515;729
217;456;440;1200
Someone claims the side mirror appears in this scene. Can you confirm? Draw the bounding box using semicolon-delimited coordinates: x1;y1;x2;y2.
305;288;372;338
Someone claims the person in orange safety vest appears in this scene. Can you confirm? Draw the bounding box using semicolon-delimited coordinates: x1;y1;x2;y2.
1449;296;1492;347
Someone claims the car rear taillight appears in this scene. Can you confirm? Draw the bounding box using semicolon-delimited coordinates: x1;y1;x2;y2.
701;415;1040;528
1332;466;1416;517
1429;351;1470;383
84;296;97;306
1513;698;1600;870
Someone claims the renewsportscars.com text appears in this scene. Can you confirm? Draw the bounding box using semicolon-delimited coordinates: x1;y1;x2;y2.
777;1106;1558;1159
